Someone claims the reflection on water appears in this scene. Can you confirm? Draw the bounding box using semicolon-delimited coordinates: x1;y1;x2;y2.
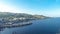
0;23;32;34
0;24;32;31
0;27;5;31
12;31;17;34
56;29;60;34
1;18;60;34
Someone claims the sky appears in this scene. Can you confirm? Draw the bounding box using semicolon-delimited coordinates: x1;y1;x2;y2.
0;0;60;17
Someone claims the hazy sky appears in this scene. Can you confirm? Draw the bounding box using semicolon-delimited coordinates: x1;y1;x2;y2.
0;0;60;17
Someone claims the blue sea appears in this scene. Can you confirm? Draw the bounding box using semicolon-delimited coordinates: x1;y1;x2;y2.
0;18;60;34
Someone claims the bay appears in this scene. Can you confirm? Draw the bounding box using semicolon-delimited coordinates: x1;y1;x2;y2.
0;18;60;34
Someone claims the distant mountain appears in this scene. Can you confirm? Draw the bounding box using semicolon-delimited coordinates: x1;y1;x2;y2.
0;12;49;19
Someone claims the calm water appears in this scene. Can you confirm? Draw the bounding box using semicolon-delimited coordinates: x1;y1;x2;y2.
0;18;60;34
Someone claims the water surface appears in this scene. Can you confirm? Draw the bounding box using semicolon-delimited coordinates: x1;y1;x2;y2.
0;18;60;34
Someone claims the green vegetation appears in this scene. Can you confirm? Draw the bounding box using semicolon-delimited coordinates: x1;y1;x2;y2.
0;12;48;19
0;12;49;27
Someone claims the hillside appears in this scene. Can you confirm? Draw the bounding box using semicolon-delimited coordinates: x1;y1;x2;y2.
0;12;48;19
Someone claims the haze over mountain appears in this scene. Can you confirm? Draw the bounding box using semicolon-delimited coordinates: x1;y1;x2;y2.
0;0;60;17
0;12;47;19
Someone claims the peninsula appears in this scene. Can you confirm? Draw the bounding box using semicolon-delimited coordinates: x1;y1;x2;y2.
0;12;49;28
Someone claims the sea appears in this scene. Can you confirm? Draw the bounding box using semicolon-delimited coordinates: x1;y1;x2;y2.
0;18;60;34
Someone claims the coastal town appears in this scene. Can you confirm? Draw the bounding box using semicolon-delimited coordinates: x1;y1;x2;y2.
0;12;48;28
0;17;34;28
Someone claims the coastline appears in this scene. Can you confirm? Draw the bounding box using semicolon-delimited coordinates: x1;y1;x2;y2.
0;22;32;28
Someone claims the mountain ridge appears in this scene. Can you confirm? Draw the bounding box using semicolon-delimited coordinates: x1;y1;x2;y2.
0;12;48;19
